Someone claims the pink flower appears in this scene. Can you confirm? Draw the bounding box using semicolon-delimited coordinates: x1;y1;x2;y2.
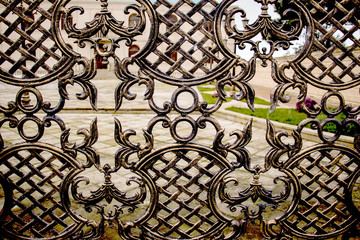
296;98;318;112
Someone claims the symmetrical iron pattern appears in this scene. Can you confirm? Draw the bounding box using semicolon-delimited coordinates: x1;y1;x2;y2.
0;0;360;239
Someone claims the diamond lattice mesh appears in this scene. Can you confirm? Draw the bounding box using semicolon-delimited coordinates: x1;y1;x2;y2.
299;0;360;85
0;0;68;79
143;150;223;238
285;149;359;235
0;149;75;238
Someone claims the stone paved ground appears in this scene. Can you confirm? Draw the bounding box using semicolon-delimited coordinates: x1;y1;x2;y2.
0;76;319;190
0;70;357;238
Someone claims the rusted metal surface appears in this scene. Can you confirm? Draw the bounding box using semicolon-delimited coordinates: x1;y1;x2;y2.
0;0;360;239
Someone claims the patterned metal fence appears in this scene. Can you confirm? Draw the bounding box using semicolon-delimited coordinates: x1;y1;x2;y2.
0;0;360;239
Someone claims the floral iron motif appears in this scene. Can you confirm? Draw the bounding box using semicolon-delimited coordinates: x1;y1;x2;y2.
0;0;360;239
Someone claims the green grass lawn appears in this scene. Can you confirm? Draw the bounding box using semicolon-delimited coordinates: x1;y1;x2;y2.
201;93;232;104
197;86;218;92
245;97;271;106
200;92;271;105
198;85;271;106
225;107;357;136
226;107;308;124
198;85;357;136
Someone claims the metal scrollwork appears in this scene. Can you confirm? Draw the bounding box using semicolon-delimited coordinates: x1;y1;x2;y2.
53;0;149;54
0;0;360;239
65;0;146;40
264;120;360;239
0;143;85;239
221;0;304;63
72;170;145;207
219;167;291;205
271;0;360;110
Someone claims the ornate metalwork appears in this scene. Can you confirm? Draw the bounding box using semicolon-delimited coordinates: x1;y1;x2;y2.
0;0;360;239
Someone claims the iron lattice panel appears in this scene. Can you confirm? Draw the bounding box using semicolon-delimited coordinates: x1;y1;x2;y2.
298;0;360;87
137;147;229;239
0;0;359;239
147;0;221;79
283;146;360;238
0;0;73;84
0;144;82;239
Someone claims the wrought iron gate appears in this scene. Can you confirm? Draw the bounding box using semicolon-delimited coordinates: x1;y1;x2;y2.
1;0;360;239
